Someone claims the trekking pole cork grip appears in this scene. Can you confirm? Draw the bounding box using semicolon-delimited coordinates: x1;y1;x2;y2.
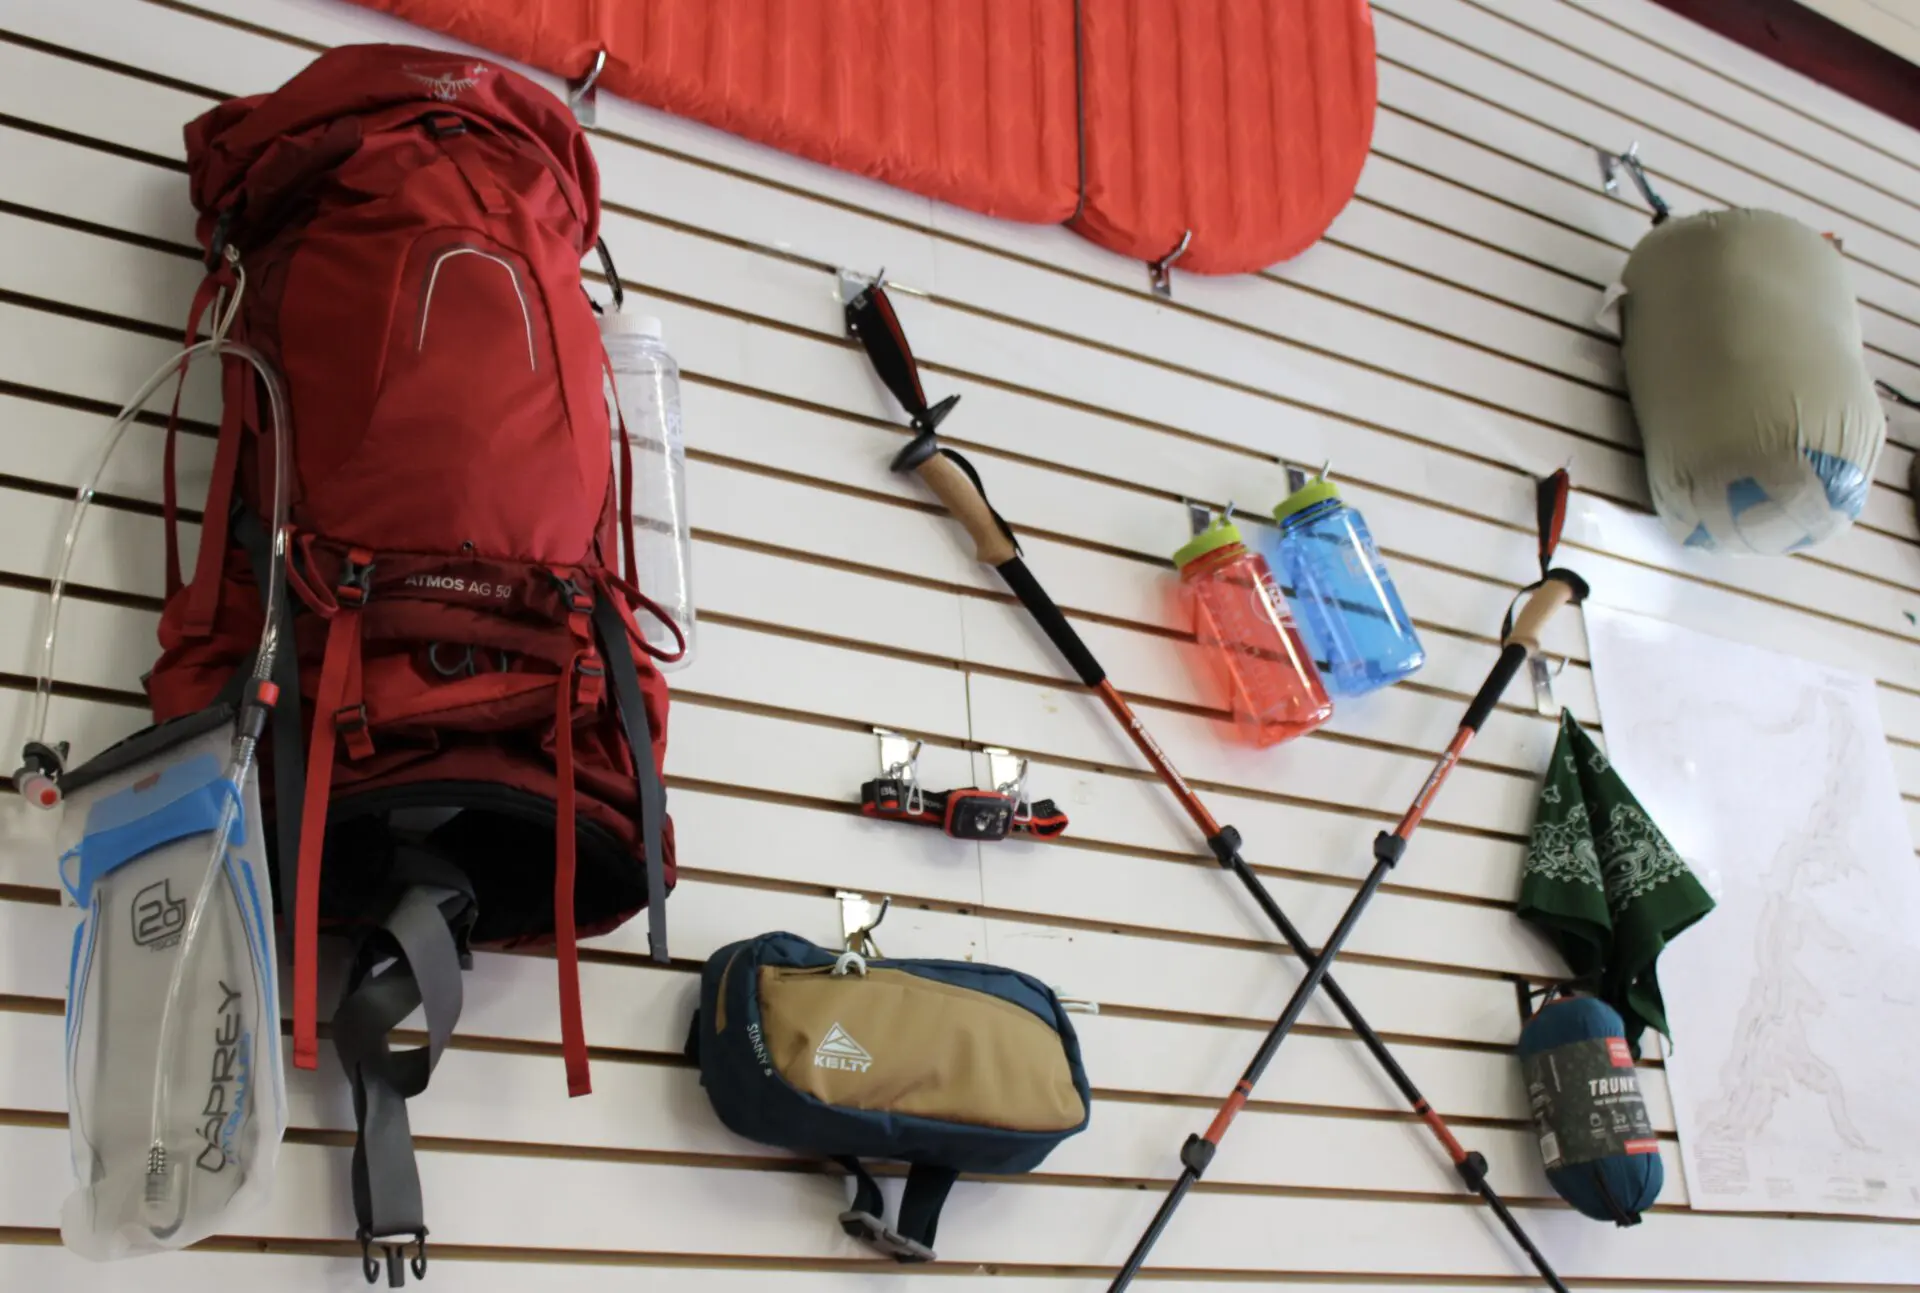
915;452;1018;566
1503;571;1585;653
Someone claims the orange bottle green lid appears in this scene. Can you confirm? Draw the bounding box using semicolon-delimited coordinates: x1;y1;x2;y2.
1172;516;1245;569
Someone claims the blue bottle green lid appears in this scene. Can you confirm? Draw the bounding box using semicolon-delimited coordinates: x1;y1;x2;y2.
1273;478;1343;525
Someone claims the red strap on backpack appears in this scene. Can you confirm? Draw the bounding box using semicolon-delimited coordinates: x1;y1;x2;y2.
291;547;373;1071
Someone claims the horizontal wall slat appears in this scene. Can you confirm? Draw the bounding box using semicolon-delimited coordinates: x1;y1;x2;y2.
0;1008;1682;1204
0;895;1675;1132
1;1123;1915;1282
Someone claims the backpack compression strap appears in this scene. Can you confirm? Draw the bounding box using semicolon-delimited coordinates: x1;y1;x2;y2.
837;1158;960;1263
333;847;476;1290
591;595;669;964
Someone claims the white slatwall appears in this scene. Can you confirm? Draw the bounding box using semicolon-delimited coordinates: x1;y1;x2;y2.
2;0;1918;1285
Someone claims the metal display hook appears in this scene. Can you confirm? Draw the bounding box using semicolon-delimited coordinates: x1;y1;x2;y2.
1283;459;1333;495
983;746;1032;822
568;48;607;126
1149;230;1192;298
834;891;890;975
1597;142;1670;224
1183;498;1238;538
874;727;925;816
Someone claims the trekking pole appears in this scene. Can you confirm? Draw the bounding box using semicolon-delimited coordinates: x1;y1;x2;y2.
843;280;1579;1292
1106;569;1585;1291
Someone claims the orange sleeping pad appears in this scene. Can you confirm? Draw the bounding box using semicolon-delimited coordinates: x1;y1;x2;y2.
1075;0;1377;274
342;0;1375;276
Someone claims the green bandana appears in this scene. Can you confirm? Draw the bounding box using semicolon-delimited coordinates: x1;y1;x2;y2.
1518;710;1715;1057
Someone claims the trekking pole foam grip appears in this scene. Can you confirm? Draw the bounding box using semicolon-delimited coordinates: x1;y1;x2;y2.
916;453;1018;566
1503;572;1581;653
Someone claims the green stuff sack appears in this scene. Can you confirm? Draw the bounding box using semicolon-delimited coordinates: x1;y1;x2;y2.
1615;208;1885;555
691;932;1090;1262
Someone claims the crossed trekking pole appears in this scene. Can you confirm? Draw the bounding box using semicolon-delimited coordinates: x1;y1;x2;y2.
846;280;1584;1292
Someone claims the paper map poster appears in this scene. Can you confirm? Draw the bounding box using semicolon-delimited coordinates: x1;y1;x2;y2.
1586;605;1920;1218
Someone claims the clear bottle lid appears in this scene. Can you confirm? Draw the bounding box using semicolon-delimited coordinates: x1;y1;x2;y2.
599;310;664;341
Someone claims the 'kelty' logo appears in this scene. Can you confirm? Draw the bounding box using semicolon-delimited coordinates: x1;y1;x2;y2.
814;1022;872;1073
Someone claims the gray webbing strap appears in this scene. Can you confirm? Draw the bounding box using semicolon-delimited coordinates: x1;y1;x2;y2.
334;848;475;1288
835;1158;959;1262
590;595;669;963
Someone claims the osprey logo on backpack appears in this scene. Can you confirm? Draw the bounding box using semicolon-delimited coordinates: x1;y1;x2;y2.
814;1022;873;1073
404;62;489;101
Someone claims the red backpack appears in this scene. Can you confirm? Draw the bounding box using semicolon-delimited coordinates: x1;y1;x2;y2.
152;45;673;1279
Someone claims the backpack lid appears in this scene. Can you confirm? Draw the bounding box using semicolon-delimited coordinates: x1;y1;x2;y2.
186;44;600;250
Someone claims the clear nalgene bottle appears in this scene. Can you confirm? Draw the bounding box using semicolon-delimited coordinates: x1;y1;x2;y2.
601;311;694;668
1173;517;1332;746
1270;480;1423;696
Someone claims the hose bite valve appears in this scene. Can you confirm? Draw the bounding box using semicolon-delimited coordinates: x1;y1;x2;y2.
14;739;69;809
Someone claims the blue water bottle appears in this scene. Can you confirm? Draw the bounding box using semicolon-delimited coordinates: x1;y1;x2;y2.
1270;478;1424;696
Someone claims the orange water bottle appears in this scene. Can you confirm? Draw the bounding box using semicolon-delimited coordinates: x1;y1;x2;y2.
1173;515;1332;746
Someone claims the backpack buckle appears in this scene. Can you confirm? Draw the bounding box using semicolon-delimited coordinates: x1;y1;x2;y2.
547;572;595;615
358;1228;428;1287
334;703;374;759
337;559;376;607
206;208;236;270
838;1209;934;1264
418;110;468;138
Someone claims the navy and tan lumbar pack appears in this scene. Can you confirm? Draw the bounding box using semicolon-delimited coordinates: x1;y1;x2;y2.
690;932;1090;1261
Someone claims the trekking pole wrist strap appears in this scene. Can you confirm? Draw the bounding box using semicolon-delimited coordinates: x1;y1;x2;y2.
860;778;1068;841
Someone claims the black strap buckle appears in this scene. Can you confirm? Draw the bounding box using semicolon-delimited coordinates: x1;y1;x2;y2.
335;702;370;736
867;776;909;817
338;558;376;606
418;110;467;138
206;208;236;270
359;1228;428;1287
548;572;594;614
838;1210;935;1264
